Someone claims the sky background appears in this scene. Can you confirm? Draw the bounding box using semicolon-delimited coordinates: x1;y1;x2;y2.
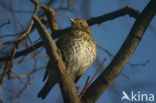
0;0;156;103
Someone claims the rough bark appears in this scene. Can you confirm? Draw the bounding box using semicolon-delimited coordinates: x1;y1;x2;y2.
82;0;156;102
33;15;81;103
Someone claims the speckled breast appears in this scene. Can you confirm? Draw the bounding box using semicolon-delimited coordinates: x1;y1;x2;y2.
56;30;97;77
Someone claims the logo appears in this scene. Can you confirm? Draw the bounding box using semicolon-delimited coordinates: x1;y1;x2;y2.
121;91;155;102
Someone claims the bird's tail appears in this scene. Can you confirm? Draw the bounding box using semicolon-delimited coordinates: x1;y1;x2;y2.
38;78;57;99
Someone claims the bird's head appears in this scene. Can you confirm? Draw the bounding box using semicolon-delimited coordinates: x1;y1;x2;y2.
69;17;92;35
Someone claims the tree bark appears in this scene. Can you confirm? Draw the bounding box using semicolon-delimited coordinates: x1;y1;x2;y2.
33;15;81;103
82;0;156;102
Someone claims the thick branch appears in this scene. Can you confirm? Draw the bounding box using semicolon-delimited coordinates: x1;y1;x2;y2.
87;6;139;25
33;15;81;103
82;0;156;103
0;6;140;62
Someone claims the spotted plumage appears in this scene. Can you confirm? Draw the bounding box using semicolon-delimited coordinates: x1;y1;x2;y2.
38;18;97;99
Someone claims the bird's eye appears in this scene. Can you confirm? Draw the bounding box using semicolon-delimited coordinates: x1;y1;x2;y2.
80;22;83;25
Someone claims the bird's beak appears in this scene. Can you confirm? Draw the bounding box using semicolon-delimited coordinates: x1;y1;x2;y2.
69;17;75;24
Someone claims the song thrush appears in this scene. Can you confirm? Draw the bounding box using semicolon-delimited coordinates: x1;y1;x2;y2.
38;18;97;99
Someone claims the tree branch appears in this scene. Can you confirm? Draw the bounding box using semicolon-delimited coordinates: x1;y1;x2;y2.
0;6;140;62
0;19;11;28
33;15;81;103
82;0;156;102
87;6;139;25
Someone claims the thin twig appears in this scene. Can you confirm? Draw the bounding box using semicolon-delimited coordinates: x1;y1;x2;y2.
0;6;140;61
82;1;156;102
10;66;45;79
97;43;150;67
80;58;107;98
0;44;17;91
0;19;11;28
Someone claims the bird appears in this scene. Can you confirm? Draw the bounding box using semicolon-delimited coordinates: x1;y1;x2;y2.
38;17;97;99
